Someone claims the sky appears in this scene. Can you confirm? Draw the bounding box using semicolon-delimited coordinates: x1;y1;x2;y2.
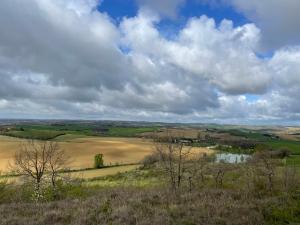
0;0;300;125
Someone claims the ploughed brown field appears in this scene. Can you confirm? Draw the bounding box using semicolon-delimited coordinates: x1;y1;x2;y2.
0;135;214;173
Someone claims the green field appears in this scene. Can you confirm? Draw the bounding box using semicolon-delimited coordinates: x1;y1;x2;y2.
265;140;300;155
221;129;300;155
2;124;158;140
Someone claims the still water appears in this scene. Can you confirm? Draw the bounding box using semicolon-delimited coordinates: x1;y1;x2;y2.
215;153;251;163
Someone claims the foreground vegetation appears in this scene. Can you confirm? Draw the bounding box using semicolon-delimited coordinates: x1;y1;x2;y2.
0;162;299;225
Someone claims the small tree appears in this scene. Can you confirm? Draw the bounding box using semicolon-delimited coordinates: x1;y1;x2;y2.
48;142;69;189
12;140;69;200
154;133;192;192
13;140;50;196
94;154;104;168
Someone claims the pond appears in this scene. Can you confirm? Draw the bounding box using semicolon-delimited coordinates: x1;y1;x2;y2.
215;153;251;164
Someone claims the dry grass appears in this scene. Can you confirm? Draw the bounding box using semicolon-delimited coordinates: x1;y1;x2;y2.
0;188;266;225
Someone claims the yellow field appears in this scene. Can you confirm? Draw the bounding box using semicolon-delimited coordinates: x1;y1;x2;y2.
0;135;154;172
273;127;300;141
0;135;214;179
0;136;22;172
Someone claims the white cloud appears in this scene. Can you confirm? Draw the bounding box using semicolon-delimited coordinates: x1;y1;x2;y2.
121;12;270;94
1;0;300;124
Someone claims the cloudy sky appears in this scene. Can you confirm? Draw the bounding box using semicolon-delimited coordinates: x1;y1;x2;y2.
0;0;300;124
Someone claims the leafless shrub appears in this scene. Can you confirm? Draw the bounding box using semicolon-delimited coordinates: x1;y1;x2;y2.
207;162;236;188
248;150;280;193
154;131;194;192
141;152;160;168
47;142;70;189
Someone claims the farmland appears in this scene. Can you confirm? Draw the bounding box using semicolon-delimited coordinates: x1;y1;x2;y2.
0;121;300;225
1;123;158;140
0;134;213;174
0;135;154;172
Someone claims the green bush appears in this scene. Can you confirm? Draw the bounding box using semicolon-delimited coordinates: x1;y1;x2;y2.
94;154;104;169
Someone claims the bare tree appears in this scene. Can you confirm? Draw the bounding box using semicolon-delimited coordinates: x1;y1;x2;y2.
251;150;279;193
12;140;69;198
13;140;50;193
47;142;69;189
154;133;192;192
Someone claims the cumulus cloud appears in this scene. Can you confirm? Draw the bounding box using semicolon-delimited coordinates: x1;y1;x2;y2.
0;0;300;124
121;12;270;94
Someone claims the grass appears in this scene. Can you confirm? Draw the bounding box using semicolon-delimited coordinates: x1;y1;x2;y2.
69;165;140;179
286;155;300;166
54;134;89;141
1;164;141;184
84;167;164;188
264;140;300;155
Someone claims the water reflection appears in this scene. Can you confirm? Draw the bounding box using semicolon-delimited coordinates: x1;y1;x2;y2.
215;153;251;163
